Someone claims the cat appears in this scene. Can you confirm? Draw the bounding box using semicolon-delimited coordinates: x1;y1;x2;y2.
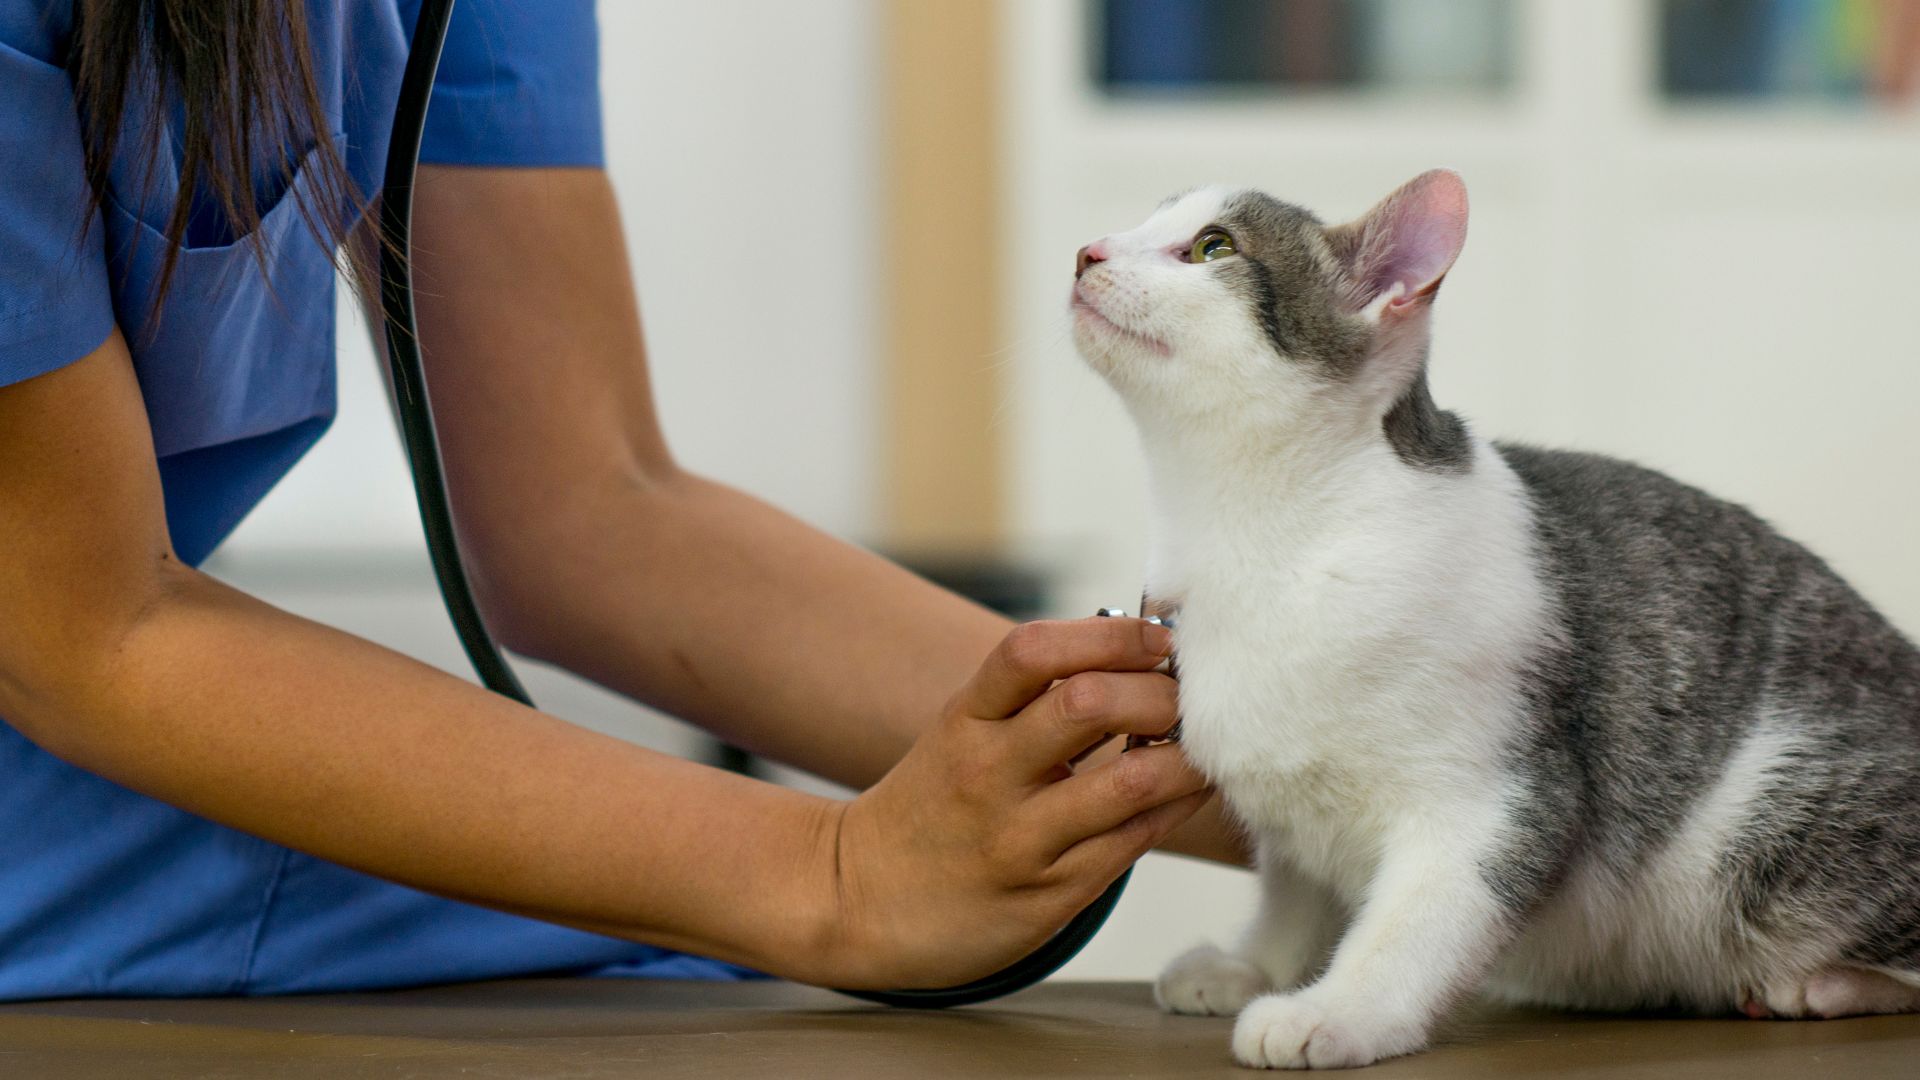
1069;170;1920;1069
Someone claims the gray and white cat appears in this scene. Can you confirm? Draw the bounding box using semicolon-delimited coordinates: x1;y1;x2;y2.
1070;170;1920;1069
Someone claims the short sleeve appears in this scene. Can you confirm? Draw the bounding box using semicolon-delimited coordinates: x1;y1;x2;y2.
0;19;117;387
418;0;604;167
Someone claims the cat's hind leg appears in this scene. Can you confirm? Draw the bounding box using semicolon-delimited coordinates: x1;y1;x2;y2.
1155;855;1345;1017
1741;967;1920;1019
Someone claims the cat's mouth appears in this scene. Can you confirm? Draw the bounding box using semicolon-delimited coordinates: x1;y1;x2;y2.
1072;286;1170;356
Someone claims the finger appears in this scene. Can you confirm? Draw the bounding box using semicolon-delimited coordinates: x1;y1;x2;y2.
1014;670;1179;771
959;617;1174;720
1029;742;1211;856
1066;732;1116;769
1048;786;1215;891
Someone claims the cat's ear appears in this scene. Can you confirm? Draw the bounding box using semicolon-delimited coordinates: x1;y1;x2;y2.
1328;169;1468;320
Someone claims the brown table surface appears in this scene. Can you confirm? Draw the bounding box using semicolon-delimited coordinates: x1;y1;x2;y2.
2;978;1917;1079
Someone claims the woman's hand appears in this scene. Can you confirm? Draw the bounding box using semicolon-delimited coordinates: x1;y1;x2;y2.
820;616;1209;990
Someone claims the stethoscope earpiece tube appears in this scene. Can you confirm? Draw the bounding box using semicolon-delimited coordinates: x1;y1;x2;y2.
379;0;532;707
379;0;1128;1007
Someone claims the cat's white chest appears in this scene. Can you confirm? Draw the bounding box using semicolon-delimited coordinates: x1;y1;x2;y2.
1160;562;1430;891
1157;532;1446;778
1143;444;1547;893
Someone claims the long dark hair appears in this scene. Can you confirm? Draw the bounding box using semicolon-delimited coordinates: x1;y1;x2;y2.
69;0;362;304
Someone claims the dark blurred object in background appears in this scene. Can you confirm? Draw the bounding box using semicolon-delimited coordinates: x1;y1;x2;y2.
1093;0;1920;107
887;553;1053;623
1661;0;1920;106
1095;0;1515;95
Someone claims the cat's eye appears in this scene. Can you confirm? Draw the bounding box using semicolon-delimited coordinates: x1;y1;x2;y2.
1189;229;1237;263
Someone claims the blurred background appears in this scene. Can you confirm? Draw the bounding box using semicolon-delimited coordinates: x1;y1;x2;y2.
207;0;1920;980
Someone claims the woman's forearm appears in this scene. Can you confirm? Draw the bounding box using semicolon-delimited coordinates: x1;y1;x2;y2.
489;467;1008;789
17;563;852;983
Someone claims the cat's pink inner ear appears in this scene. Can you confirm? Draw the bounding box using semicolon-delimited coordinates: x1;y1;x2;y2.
1358;169;1469;311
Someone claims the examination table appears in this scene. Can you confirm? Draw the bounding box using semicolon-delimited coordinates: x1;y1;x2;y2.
3;978;1917;1077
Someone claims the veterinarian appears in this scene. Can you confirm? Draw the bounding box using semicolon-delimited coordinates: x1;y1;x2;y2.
0;0;1239;999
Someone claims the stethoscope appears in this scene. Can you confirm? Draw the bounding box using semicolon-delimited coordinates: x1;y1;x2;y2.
377;0;1146;1008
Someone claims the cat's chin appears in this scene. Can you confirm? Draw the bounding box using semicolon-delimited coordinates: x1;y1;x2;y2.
1070;338;1149;397
1070;296;1170;360
1071;332;1166;397
1069;331;1117;375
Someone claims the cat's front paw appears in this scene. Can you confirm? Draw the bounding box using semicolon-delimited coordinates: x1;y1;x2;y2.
1231;991;1428;1070
1155;943;1272;1016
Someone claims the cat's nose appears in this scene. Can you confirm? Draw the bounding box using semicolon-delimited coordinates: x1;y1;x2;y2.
1075;243;1108;279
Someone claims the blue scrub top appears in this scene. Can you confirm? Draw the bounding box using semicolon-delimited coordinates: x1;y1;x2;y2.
0;1;750;998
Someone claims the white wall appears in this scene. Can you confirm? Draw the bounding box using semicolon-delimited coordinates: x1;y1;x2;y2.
596;0;881;539
1001;0;1920;980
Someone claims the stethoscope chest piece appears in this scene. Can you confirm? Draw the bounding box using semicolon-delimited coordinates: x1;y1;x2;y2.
1095;603;1182;750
